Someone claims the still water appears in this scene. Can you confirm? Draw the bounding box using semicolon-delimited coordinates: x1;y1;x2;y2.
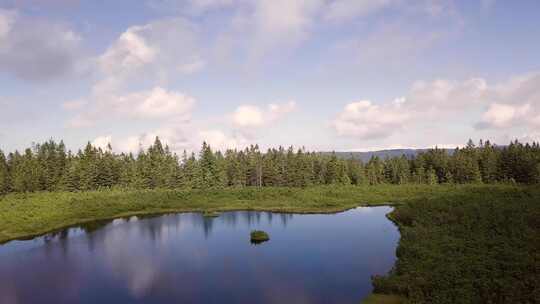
0;207;399;304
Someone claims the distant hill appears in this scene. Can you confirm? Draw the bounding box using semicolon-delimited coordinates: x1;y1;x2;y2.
322;148;455;163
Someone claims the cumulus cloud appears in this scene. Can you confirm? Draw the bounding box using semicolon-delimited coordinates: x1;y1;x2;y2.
92;124;249;154
67;87;195;128
95;17;203;94
92;135;113;150
198;129;249;151
67;17;203;128
333;79;474;139
477;103;531;129
92;98;296;154
475;72;540;129
122;87;195;120
407;78;487;113
98;26;158;76
92;123;194;154
332;99;409;139
332;72;540;141
231;101;296;128
0;9;84;81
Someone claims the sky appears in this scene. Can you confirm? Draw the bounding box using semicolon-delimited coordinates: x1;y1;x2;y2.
1;0;539;154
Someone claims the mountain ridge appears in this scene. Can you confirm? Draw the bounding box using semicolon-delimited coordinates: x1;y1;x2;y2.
321;148;455;162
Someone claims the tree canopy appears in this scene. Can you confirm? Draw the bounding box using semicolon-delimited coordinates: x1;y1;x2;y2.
0;138;538;193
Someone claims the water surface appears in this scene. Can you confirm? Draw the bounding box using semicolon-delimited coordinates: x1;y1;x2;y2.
0;207;399;304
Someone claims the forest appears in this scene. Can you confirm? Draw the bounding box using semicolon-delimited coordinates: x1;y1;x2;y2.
0;138;539;194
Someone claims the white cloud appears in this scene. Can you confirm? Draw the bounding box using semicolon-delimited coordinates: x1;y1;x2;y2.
475;72;540;129
232;105;265;128
67;87;196;128
325;0;394;22
95;17;202;94
127;87;195;120
215;0;324;65
0;9;84;81
198;129;249;151
99;25;157;76
477;103;531;129
231;100;296;128
62;99;87;111
93;123;195;154
332;100;409;139
93;124;249;155
0;9;15;39
332;71;540;141
92;135;113;150
408;78;487;113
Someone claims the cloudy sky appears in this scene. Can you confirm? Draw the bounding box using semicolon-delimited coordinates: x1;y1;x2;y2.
1;0;539;153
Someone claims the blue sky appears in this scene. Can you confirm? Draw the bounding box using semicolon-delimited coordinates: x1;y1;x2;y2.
1;0;539;153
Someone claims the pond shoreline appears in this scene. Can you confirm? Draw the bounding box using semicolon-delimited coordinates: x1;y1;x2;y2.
0;184;433;244
1;203;397;245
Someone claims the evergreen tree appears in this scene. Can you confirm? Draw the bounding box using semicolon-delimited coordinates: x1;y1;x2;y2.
0;138;538;192
0;149;10;194
198;142;220;188
60;155;81;191
426;167;438;185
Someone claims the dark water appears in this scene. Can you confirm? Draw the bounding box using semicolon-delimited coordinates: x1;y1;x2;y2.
0;207;399;304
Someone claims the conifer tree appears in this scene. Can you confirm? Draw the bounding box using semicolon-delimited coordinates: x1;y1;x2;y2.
60;156;81;191
426;167;438;185
198;142;220;188
0;149;10;194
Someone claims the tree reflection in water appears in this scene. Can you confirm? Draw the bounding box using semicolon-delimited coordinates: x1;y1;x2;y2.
0;207;398;304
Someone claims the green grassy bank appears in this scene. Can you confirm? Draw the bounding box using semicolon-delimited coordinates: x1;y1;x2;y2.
0;184;455;243
1;184;539;303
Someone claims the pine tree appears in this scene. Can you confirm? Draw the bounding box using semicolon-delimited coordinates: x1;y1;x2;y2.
426;167;438;185
12;148;40;192
198;142;220;188
60;156;81;191
79;143;99;190
0;149;10;194
118;153;137;188
325;153;339;184
180;151;199;189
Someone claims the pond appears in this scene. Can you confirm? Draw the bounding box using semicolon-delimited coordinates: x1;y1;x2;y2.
0;206;399;304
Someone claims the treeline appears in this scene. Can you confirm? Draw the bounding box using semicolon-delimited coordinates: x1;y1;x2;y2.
0;138;539;194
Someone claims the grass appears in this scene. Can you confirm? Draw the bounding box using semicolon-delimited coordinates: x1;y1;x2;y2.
361;294;406;304
0;184;538;303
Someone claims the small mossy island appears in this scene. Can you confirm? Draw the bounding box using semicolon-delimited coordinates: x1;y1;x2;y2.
202;211;221;218
250;230;270;244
